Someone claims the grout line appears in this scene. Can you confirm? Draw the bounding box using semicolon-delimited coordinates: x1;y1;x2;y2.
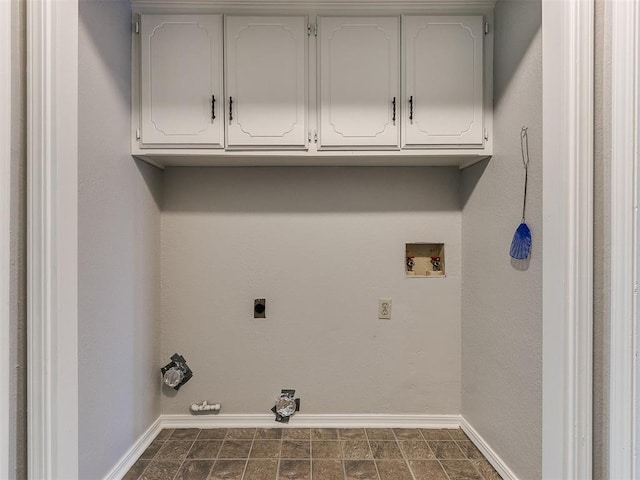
396;429;419;480
133;441;162;480
213;429;224;467
276;428;284;480
169;434;198;480
365;428;382;480
239;429;257;480
437;458;454;480
143;429;173;478
204;460;216;480
341;429;356;480
421;430;453;480
453;439;491;480
309;433;313;480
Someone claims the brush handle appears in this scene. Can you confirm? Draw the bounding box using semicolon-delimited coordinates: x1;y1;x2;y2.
521;127;530;222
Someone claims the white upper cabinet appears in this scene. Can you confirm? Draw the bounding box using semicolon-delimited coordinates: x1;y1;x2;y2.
403;16;484;147
132;7;492;167
318;17;400;149
140;15;224;147
225;16;307;148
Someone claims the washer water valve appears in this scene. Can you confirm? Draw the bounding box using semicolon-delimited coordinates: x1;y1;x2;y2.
271;389;300;423
190;400;221;413
161;353;193;390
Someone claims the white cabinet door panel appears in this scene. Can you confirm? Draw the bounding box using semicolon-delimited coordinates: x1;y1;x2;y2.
319;17;400;149
225;16;307;148
140;15;223;147
403;16;483;147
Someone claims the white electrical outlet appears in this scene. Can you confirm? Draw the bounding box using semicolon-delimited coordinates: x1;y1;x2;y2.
378;299;392;319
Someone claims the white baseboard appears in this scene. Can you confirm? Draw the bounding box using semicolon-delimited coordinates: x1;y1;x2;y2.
460;416;519;480
160;413;461;429
103;417;163;480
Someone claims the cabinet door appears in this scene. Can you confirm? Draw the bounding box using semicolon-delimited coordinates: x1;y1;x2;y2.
318;17;400;149
403;16;484;147
140;15;223;147
225;16;307;148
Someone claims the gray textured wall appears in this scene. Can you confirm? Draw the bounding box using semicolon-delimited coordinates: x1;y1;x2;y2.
593;0;611;477
9;0;26;478
78;0;163;478
460;1;542;478
161;167;462;415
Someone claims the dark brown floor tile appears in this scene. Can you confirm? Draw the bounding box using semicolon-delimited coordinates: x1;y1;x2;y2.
219;440;253;459
243;459;278;480
312;428;339;440
440;460;483;480
313;460;344;480
408;460;449;480
278;459;311;480
122;459;151;480
139;439;165;460
344;460;379;480
393;428;424;440
312;441;342;459
126;428;497;480
171;429;202;440
420;429;454;441
175;460;214;480
427;441;466;460
199;429;228;440
398;440;435;460
282;428;310;440
255;428;282;440
281;440;310;458
448;429;470;441
209;459;246;480
226;428;256;440
369;441;403;460
250;440;281;459
338;429;366;440
470;459;502;480
188;440;223;459
457;441;484;460
341;440;372;459
155;429;174;441
157;440;195;460
365;429;395;441
376;460;412;480
140;460;182;480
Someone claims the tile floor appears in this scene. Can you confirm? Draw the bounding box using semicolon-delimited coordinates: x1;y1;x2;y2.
123;428;502;480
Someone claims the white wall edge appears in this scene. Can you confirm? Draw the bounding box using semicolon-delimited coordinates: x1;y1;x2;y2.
27;0;79;478
0;0;12;477
459;417;519;480
160;413;462;429
102;418;163;480
608;0;640;478
542;0;594;479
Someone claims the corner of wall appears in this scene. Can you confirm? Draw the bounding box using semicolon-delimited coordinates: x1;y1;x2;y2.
78;0;163;477
460;1;543;478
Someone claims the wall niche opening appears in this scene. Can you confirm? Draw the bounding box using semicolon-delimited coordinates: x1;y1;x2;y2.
405;243;445;277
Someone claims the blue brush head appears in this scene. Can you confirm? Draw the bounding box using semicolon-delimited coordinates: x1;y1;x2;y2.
510;222;532;260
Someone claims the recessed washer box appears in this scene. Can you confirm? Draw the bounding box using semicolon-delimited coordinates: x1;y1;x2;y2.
405;243;445;277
